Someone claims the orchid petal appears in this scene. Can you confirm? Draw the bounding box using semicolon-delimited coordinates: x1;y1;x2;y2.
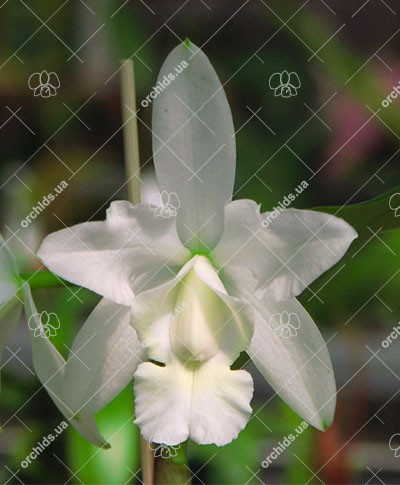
212;200;357;301
37;201;190;306
0;302;22;395
130;261;194;364
148;191;163;208
0;234;22;380
0;234;20;302
0;302;22;345
247;294;336;430
167;192;180;210
134;355;253;446
22;284;109;448
62;298;145;417
152;42;236;252
131;256;253;364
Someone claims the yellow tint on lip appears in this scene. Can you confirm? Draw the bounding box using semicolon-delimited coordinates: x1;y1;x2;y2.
169;262;230;363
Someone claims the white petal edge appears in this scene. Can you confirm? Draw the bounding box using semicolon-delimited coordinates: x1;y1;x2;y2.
62;298;145;417
0;302;22;395
152;42;236;252
0;233;20;303
37;201;190;306
247;294;336;430
134;355;253;446
0;234;23;380
22;283;109;448
212;200;357;301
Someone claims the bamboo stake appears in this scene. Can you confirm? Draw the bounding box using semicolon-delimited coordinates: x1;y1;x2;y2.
120;59;141;205
120;59;154;485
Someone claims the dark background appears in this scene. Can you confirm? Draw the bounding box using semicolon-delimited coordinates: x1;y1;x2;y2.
1;0;400;483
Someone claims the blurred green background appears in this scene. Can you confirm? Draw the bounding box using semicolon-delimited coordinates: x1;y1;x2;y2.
1;0;400;483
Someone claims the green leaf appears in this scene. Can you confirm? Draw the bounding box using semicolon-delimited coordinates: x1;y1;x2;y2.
313;185;400;240
67;386;140;485
304;186;400;295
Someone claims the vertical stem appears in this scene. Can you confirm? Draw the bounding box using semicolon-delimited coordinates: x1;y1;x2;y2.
120;59;154;485
154;443;192;485
140;437;155;485
120;59;141;205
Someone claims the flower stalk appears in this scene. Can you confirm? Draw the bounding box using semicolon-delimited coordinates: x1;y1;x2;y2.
154;442;191;485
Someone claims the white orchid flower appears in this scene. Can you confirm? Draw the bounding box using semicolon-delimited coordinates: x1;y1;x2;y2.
37;42;357;447
0;233;139;447
0;234;24;381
